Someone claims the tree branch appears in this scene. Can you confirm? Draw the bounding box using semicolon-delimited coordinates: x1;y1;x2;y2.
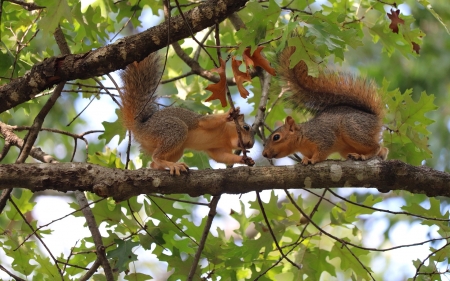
0;159;449;201
0;0;249;113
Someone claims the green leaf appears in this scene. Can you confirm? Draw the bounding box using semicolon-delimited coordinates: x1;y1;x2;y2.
382;80;436;164
181;150;212;170
88;147;124;169
297;247;336;279
99;109;126;145
402;198;448;220
3;240;37;276
106;239;139;272
36;0;72;35
124;272;153;281
90;197;122;227
236;1;281;53
341;194;382;224
34;255;61;279
329;243;371;280
7;190;35;220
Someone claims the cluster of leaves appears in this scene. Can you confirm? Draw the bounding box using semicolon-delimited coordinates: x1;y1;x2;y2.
205;46;275;106
1;0;449;280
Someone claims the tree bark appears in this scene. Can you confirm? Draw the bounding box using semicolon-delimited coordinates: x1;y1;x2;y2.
1;159;449;201
0;0;249;113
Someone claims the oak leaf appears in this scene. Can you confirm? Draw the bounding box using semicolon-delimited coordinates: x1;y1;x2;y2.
231;57;251;98
387;9;404;34
205;58;228;107
242;46;276;76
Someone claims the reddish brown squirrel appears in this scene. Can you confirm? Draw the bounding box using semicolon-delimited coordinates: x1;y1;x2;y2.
262;47;388;164
119;53;255;175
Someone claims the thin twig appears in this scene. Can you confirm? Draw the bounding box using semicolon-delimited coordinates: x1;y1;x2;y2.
255;192;301;269
303;188;344;210
147;196;199;246
110;0;141;42
252;68;271;140
13;198;105;250
413;239;450;280
193;27;215;61
0;264;26;281
187;195;221;281
253;188;327;280
66;94;98;126
125;131;132;170
148;194;209;206
92;77;120;106
284;190;434;252
126;200;166;249
5;0;44;10
327;188;450;222
57;259;89;271
172;0;217;66
10;198;64;279
74;192;115;281
66;81;116;90
284;191;375;280
79;259;101;281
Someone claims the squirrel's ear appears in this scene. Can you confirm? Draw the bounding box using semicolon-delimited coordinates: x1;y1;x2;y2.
285;116;295;126
285;116;298;131
237;114;245;122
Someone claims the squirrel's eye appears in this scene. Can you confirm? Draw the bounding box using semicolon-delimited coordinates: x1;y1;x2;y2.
273;134;281;141
243;125;250;131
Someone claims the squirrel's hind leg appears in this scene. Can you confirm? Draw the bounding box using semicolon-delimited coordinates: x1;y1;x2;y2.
345;145;384;161
151;147;189;176
151;158;188;176
339;138;383;161
150;118;189;175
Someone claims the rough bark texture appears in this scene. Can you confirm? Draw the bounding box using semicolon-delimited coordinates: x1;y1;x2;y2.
1;159;449;201
0;0;249;113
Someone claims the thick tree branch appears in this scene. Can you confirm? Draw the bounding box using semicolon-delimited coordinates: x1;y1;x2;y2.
0;159;449;201
0;0;249;113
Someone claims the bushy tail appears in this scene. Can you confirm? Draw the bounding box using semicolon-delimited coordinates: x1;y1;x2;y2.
278;47;383;117
119;53;162;133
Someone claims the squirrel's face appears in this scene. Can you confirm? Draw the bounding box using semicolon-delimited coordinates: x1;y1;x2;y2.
262;128;291;159
262;116;299;159
236;115;255;149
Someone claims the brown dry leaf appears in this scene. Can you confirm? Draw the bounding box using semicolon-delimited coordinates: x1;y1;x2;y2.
231;57;251;98
387;9;404;34
205;58;228;107
412;42;420;54
242;46;276;76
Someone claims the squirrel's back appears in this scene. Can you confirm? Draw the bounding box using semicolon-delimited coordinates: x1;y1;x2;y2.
278;47;383;117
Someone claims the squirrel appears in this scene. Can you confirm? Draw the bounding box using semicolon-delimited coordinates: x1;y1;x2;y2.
262;47;389;164
119;53;255;175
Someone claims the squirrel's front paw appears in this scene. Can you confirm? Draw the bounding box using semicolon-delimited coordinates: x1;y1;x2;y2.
226;107;241;122
240;155;255;166
301;157;313;165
